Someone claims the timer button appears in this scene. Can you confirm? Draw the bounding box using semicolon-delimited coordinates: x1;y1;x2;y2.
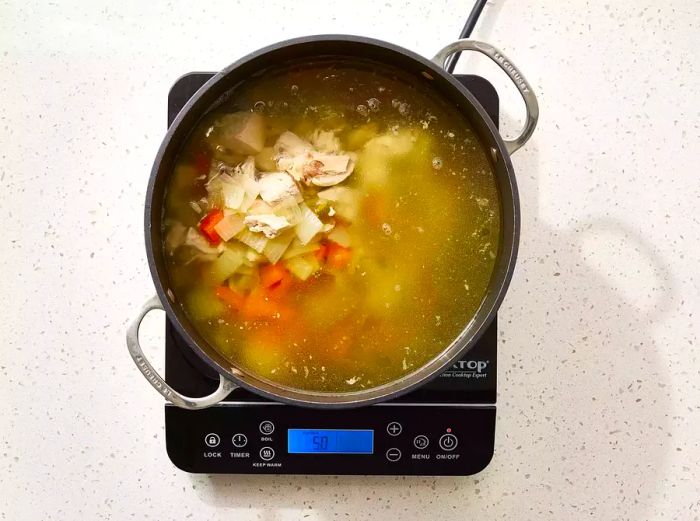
439;433;458;451
259;420;275;435
413;435;429;450
232;433;248;448
386;422;402;436
204;433;220;448
259;447;275;461
386;448;402;462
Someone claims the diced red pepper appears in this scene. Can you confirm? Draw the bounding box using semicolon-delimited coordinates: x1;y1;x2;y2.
199;209;225;245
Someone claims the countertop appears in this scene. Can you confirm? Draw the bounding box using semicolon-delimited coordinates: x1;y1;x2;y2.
1;0;698;519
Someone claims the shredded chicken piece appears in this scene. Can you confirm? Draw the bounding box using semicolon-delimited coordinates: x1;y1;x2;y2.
257;171;303;208
310;129;341;153
273;131;355;187
274;131;313;156
244;214;291;238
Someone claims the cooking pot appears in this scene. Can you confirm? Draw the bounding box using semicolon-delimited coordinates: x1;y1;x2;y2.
127;35;538;410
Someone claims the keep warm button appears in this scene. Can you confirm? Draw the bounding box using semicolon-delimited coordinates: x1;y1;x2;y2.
438;433;458;451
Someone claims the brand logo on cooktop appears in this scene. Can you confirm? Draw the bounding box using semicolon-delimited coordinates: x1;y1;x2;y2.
439;359;490;380
451;360;489;373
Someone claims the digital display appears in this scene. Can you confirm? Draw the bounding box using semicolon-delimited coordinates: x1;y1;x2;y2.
287;429;374;454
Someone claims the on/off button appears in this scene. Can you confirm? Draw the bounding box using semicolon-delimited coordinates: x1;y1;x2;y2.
439;433;458;451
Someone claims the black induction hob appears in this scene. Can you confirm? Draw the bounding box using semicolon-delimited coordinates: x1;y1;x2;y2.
164;72;499;476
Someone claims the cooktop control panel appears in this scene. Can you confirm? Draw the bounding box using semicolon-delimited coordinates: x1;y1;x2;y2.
165;404;494;475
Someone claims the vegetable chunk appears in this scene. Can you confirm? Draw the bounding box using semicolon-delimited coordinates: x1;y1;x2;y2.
219;112;265;155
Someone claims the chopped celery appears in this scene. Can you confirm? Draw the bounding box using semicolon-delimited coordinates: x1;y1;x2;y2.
205;246;245;284
244;248;264;264
236;263;255;275
236;157;260;201
247;199;273;215
276;203;303;225
263;230;295;264
220;178;245;209
205;181;225;209
328;226;351;247
282;238;321;260
294;204;323;245
285;254;320;281
239;192;257;212
236;228;268;253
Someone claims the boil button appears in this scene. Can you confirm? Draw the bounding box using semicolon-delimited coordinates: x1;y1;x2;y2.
259;421;275;435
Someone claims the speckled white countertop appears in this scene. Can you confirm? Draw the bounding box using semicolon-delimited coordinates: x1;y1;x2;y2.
1;0;699;519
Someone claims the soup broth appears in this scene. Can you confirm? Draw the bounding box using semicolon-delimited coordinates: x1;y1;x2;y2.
163;59;501;392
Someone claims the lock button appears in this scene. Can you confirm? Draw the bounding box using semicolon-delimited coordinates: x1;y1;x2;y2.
204;433;221;448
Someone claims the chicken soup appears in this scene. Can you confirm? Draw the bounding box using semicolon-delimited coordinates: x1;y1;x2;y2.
163;59;501;392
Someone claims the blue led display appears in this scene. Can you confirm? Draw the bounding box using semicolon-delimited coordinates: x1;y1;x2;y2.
287;429;374;454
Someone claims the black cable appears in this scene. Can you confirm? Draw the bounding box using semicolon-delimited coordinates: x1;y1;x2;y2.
445;0;488;73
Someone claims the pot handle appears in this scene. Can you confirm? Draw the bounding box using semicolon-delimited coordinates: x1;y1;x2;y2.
126;295;238;410
432;40;539;154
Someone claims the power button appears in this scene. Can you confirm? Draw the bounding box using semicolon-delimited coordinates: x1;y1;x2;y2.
439;433;458;451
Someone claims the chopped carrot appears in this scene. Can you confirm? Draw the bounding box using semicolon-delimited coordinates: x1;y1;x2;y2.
326;242;352;269
215;286;244;310
240;288;282;321
199;209;224;245
259;264;292;296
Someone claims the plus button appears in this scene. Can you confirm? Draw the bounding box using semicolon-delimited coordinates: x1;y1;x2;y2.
387;422;402;436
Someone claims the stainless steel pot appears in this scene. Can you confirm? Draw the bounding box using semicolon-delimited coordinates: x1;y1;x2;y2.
127;35;538;410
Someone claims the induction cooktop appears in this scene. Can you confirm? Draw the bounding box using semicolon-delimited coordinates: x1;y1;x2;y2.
164;72;499;476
